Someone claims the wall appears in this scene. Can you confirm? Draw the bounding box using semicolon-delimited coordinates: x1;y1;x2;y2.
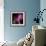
40;0;46;27
4;0;40;42
0;0;4;42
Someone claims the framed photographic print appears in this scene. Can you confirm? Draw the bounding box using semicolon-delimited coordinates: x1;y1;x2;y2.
11;11;25;26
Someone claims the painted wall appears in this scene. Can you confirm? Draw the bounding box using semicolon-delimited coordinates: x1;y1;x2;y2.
4;0;40;42
40;0;46;27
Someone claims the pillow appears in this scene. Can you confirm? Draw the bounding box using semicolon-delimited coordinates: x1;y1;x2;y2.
23;32;34;46
17;37;25;46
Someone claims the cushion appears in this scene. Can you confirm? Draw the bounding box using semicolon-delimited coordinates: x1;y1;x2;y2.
17;37;25;46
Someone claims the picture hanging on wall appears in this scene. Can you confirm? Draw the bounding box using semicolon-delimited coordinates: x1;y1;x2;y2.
11;11;25;26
